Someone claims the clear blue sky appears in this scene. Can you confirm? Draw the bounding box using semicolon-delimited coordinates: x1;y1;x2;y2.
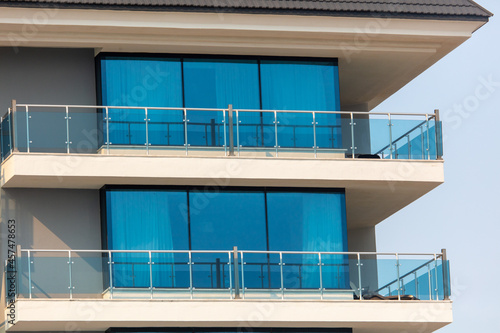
374;0;499;331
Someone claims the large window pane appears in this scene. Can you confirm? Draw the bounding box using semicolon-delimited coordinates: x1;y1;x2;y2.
100;57;183;146
106;190;189;288
183;59;260;109
266;191;348;289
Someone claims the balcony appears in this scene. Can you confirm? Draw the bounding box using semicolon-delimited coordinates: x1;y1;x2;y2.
0;103;442;160
4;248;452;332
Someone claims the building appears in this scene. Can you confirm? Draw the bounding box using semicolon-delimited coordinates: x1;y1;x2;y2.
0;1;492;333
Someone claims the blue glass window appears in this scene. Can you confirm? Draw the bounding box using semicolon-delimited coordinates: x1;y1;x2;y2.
100;57;183;146
105;190;189;288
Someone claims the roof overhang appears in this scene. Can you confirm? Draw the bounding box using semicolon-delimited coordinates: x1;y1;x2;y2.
0;7;488;110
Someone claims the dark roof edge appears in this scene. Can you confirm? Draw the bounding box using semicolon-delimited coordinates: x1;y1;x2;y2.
467;0;494;18
0;2;491;22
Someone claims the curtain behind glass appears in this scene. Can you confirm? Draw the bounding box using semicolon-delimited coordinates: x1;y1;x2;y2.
100;58;183;146
260;61;342;149
106;190;188;288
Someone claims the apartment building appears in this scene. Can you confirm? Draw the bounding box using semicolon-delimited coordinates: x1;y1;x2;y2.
0;1;492;333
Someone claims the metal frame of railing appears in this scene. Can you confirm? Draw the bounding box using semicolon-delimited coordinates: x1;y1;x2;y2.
7;247;450;303
0;101;442;161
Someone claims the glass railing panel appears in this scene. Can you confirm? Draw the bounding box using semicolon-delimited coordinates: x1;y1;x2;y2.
68;107;99;154
106;108;147;148
360;254;399;298
321;253;350;290
281;253;320;290
346;254;361;299
151;252;190;289
71;251;106;298
356;114;389;158
397;256;436;300
26;107;67;153
17;254;30;298
148;109;185;147
191;252;231;290
315;112;342;150
186;110;224;148
390;117;431;160
276;112;314;149
1;113;13;159
236;111;275;149
240;252;271;290
29;253;71;298
110;252;150;289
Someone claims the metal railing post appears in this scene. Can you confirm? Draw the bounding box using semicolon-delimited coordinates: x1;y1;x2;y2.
427;263;432;300
105;107;110;155
241;251;245;299
233;246;240;299
318;252;323;300
420;126;425;159
149;251;153;299
396;253;401;300
280;252;284;299
442;248;450;300
228;105;234;156
435;109;443;160
25;105;31;153
188;251;193;299
108;250;113;299
274;111;279;157
145;108;150;155
11;100;18;153
350;112;356;159
228;251;233;299
434;253;439;300
184;108;189;156
425;114;431;160
65;106;71;154
223;110;227;156
236;109;240;157
27;250;32;299
388;113;394;159
312;112;317;158
68;250;73;299
357;253;363;300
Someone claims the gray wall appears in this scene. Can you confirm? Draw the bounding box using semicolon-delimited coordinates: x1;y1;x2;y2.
0;189;101;308
0;47;98;154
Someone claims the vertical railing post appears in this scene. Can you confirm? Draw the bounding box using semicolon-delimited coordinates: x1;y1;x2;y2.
108;250;113;299
105;107;110;155
10;100;18;153
25;105;31;153
396;253;401;300
318;252;323;300
65;106;71;154
312;112;317;158
442;249;450;300
145;108;150;155
435;109;442;160
68;250;73;299
184;108;189;156
357;253;363;300
236;109;240;157
228;105;234;156
407;135;411;159
223;110;227;156
27;250;32;299
350;112;356;159
427;263;432;300
420;126;425;159
425;114;431;160
414;271;419;299
188;251;193;299
434;253;439;300
228;251;233;299
279;252;284;299
149;251;153;299
274;111;279;157
388;113;394;159
241;251;245;299
233;246;240;299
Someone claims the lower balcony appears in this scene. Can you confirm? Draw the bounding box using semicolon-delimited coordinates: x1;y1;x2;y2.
4;248;452;332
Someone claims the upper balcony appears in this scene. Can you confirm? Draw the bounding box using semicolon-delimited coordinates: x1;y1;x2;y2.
0;102;444;229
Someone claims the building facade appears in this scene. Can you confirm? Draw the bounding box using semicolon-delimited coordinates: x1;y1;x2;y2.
0;1;492;333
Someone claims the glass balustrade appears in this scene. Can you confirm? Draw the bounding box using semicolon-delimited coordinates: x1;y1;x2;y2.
9;249;450;301
0;104;443;161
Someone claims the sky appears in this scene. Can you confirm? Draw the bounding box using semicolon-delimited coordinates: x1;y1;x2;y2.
373;0;500;331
